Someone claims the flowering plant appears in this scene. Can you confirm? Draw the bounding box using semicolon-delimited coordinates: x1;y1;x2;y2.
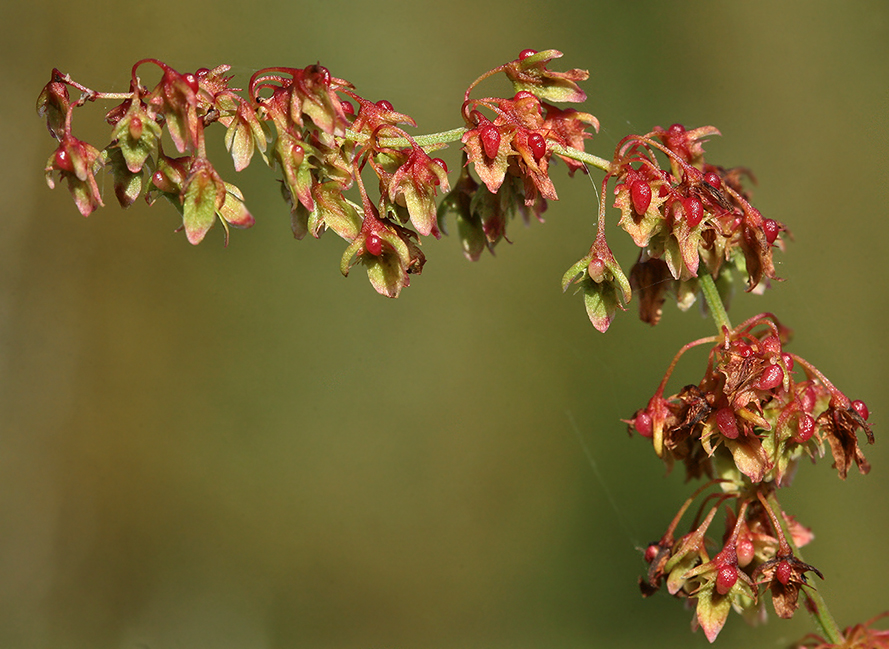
37;49;880;646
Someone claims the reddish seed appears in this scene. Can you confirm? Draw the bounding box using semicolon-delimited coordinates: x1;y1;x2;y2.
182;73;199;93
716;407;740;439
432;158;448;174
762;335;782;355
668;123;685;136
644;543;659;563
514;90;536;101
340;100;354;116
480;125;501;160
795;414;815;443
128;115;143;140
763;218;781;244
376;99;394;111
313;65;331;85
684;196;704;228
365;233;383;256
519;49;537;60
704;171;722;188
634;411;653;438
852;399;870;420
630;180;652;215
54;148;73;173
801;385;817;413
733;341;753;358
588;257;606;283
756;364;785;391
151;170;173;194
780;353;794;372
716;565;738;595
776;561;792;586
527;132;546;161
737;535;755;567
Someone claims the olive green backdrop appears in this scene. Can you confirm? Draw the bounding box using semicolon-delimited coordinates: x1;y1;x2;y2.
2;1;887;647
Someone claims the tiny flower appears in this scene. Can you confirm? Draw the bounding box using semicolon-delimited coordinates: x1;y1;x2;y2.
384;148;450;237
542;103;599;174
818;400;874;479
437;163;489;261
36;69;70;139
562;235;632;332
44;133;104;217
274;130;317;212
224;101;269;171
652;123;721;172
752;553;823;619
340;200;425;298
144;61;203;153
109;97;163;174
104;146;144;208
181;157;227;244
503;49;589;103
307;180;362;241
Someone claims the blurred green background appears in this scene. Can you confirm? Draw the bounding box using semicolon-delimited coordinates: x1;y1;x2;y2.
2;1;887;647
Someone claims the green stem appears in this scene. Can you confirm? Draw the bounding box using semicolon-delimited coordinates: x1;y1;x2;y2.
343;128;614;174
345;126;467;150
550;144;612;173
765;493;844;645
698;273;731;333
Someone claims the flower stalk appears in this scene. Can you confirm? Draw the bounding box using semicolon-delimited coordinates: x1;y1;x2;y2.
36;49;880;646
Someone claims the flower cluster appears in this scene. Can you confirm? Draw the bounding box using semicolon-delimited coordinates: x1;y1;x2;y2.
38;51;597;297
628;313;874;641
562;121;786;331
36;50;881;648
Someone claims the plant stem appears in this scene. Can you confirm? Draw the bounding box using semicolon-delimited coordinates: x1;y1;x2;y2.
765;492;844;645
698;273;731;333
345;126;467;150
550;144;612;173
343;128;614;173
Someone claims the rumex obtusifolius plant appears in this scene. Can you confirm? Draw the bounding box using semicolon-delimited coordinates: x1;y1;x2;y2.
37;50;883;646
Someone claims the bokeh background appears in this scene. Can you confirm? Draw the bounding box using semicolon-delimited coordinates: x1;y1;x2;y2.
2;1;887;647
